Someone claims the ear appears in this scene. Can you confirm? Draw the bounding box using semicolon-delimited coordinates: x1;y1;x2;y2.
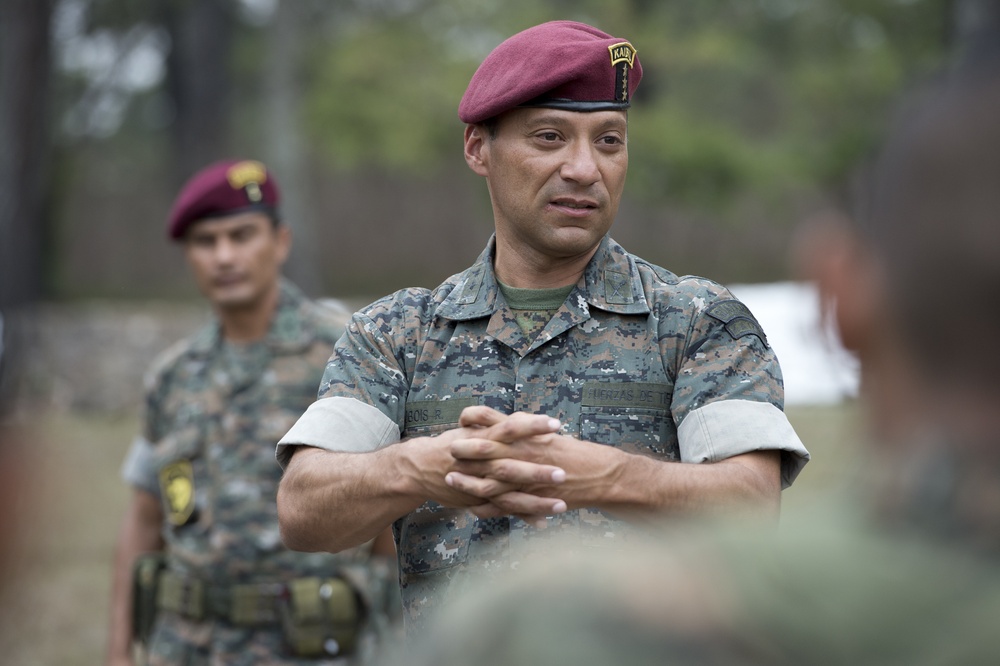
274;223;292;267
464;124;489;177
793;211;884;353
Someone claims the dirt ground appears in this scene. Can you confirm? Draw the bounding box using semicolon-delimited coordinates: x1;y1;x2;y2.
0;403;863;664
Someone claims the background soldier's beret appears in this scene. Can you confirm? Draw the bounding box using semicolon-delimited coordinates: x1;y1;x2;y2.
458;20;643;125
167;159;281;240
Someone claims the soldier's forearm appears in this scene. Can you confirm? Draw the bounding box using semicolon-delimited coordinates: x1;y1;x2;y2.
595;448;782;521
276;445;421;554
106;491;163;665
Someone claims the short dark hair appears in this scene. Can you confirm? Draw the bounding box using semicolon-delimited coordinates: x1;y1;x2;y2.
478;117;500;140
860;62;1000;391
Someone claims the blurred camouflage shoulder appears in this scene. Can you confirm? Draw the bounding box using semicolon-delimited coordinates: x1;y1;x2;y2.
140;322;213;395
307;295;352;344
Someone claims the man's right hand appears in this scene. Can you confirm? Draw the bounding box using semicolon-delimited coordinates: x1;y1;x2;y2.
397;421;515;509
439;407;569;525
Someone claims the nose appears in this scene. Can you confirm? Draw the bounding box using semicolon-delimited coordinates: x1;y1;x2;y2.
559;141;601;187
212;236;237;264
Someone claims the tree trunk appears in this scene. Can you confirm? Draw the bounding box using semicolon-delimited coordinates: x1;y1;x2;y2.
953;0;1000;65
157;0;237;186
262;0;324;294
0;0;53;309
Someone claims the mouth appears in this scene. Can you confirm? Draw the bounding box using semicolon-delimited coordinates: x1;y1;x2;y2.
550;197;599;213
212;274;245;288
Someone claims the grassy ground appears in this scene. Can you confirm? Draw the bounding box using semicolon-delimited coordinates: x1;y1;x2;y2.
0;403;862;664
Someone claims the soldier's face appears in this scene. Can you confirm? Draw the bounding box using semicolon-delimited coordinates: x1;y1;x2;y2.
466;107;628;266
182;212;290;311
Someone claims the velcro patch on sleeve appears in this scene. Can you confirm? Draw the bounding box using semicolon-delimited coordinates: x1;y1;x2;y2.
705;299;768;347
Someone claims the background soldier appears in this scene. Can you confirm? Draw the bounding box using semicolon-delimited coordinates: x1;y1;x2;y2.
275;21;809;637
106;159;396;666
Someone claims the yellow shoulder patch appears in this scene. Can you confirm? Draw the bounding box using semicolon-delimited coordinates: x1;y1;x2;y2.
159;460;196;526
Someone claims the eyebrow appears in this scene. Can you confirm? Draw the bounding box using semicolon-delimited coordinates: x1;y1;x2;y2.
522;114;627;133
189;220;260;240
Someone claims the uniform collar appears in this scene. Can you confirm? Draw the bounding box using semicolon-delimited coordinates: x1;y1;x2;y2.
188;278;313;355
437;235;650;322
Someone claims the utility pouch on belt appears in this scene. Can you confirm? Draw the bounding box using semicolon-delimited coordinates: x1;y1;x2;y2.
132;552;166;644
279;577;363;658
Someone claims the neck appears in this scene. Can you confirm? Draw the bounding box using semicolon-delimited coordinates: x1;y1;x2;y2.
493;236;599;288
858;340;927;448
216;282;281;344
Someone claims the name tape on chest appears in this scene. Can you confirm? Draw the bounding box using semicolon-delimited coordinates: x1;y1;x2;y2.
404;397;481;429
581;381;671;410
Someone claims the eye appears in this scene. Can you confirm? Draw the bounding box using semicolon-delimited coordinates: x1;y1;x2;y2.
188;234;214;249
536;131;561;143
231;226;257;243
598;134;625;146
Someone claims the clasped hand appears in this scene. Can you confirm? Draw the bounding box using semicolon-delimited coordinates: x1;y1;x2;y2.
442;405;574;527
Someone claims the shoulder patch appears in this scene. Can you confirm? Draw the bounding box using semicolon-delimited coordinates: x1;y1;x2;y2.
705;299;768;347
159;460;196;526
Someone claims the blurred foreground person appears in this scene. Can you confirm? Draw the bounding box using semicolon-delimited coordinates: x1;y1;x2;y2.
808;59;1000;558
106;160;396;666
0;315;32;609
398;525;1000;666
276;19;809;639
398;58;1000;666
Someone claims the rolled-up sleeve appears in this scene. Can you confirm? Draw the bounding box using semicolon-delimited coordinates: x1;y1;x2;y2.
677;400;810;489
276;396;400;469
668;288;810;488
276;301;413;469
120;435;160;496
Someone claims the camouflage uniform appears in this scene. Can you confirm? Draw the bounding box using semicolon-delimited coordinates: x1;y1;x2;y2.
871;431;1000;561
123;280;386;665
397;518;1000;666
278;237;809;633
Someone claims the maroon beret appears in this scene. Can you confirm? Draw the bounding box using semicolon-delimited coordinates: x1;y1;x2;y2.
458;20;642;124
167;159;280;240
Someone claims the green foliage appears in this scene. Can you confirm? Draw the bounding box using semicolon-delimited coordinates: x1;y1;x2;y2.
625;0;948;214
298;0;949;213
63;0;952;228
303;17;473;173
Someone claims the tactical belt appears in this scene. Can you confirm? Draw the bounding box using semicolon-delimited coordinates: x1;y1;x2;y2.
154;570;363;657
156;570;285;626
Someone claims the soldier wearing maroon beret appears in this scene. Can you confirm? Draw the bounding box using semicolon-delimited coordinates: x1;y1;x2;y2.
107;160;396;665
277;21;809;637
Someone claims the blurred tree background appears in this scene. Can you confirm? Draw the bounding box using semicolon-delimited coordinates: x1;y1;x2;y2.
2;0;989;304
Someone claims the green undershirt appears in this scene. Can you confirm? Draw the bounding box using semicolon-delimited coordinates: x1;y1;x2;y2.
497;281;575;338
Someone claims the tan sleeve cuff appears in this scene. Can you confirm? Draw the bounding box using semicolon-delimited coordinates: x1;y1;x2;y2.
677;400;810;489
120;435;160;496
275;396;400;469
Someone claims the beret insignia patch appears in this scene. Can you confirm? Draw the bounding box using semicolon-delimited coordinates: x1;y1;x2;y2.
608;42;637;103
608;42;637;68
705;299;769;347
226;160;268;202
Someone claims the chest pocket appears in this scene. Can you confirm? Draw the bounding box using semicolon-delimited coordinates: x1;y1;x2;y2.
578;381;678;460
397;397;481;575
396;503;476;576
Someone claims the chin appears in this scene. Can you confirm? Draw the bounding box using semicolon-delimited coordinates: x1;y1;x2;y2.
548;228;605;255
209;285;257;309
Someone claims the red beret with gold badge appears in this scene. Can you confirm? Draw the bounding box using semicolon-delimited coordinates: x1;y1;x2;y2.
458;20;642;124
167;159;281;240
